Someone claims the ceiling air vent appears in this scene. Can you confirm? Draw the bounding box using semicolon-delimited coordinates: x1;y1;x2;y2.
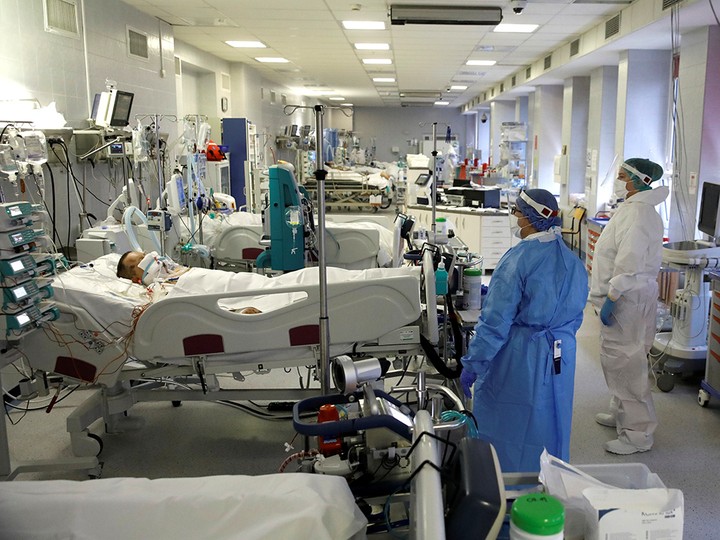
570;39;580;57
500;83;505;92
544;54;552;70
43;0;79;38
511;75;516;87
127;27;149;60
605;14;621;39
401;102;434;108
390;5;503;25
526;66;532;79
490;88;495;97
482;92;487;101
662;0;682;8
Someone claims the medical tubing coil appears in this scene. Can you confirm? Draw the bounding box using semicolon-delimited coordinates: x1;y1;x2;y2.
123;205;162;253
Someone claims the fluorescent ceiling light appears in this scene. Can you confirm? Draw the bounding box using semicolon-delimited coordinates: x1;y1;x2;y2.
493;23;539;33
373;77;396;83
434;101;450;106
329;97;345;101
341;103;353;107
355;43;390;50
225;40;266;48
343;21;385;30
255;57;289;63
450;85;468;90
363;58;392;65
466;60;497;66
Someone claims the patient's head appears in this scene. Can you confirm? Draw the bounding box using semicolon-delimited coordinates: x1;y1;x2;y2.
117;251;145;284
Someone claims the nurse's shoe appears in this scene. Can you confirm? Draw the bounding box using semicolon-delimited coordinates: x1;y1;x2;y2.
595;413;616;427
603;438;651;455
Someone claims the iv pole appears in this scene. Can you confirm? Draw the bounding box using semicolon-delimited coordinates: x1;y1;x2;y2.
283;103;352;395
418;122;451;241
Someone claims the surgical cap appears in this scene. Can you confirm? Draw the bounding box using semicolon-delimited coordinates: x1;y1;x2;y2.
516;189;561;231
622;158;664;191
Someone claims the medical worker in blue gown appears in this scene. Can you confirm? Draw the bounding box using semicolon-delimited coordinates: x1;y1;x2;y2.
460;189;588;473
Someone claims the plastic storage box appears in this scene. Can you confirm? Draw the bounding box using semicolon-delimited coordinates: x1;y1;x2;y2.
575;463;665;490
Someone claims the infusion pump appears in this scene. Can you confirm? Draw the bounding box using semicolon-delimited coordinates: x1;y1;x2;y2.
0;202;59;343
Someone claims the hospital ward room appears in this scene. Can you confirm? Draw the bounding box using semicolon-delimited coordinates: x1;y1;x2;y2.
3;0;720;538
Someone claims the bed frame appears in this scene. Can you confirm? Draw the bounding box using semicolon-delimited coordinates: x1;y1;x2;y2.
19;266;425;458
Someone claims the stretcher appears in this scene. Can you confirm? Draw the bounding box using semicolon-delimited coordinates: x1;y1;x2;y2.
18;254;424;457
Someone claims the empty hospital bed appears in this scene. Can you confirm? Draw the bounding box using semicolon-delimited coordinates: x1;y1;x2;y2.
18;254;424;456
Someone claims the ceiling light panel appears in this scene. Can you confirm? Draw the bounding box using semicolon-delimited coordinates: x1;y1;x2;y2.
373;77;396;83
255;57;290;63
225;40;266;48
466;60;497;66
355;43;390;50
493;24;539;33
363;58;392;65
343;21;385;30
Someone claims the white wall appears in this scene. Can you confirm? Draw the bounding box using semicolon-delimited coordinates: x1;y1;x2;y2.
352;107;468;163
0;0;177;252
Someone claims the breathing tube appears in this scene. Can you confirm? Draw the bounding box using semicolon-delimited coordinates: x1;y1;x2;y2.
123;205;162;253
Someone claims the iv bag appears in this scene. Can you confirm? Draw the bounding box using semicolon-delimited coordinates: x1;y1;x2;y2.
21;131;48;166
0;145;19;174
285;206;301;228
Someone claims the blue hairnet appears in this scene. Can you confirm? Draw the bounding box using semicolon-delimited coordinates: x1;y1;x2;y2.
622;158;664;191
516;189;561;231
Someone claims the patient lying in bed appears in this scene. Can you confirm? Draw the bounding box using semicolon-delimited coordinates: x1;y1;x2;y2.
116;251;262;314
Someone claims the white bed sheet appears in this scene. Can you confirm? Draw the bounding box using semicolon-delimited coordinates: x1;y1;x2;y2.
0;474;367;540
51;254;418;340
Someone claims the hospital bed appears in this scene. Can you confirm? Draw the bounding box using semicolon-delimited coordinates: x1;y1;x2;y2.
18;254;424;457
186;212;394;270
303;168;394;211
0;474;367;540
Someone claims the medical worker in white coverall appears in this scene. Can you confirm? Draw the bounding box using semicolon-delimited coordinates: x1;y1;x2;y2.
590;158;668;455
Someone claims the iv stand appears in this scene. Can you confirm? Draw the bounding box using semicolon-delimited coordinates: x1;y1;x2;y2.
418;122;451;241
77;136;122;234
283;103;353;395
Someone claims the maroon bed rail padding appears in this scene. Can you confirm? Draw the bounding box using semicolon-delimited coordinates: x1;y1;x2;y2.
55;356;97;382
242;248;264;260
289;325;320;346
183;334;225;355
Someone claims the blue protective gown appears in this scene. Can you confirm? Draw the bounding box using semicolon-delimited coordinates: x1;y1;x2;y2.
461;230;588;473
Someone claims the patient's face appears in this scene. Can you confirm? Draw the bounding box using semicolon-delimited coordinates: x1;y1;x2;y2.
123;251;146;283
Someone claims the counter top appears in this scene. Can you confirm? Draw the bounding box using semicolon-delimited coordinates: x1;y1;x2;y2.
407;204;508;216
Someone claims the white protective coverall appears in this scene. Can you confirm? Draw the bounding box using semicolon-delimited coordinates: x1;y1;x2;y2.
589;185;669;449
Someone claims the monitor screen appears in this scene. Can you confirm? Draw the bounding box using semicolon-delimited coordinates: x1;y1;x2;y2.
109;91;134;127
415;173;431;186
90;93;102;120
698;182;720;237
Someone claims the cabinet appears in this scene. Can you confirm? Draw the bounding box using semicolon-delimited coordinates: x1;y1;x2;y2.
407;205;513;270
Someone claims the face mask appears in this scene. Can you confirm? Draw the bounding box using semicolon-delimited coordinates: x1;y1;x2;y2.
510;214;523;238
614;178;629;200
138;251;165;285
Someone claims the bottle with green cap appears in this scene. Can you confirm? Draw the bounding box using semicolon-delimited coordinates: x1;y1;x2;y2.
510;494;564;540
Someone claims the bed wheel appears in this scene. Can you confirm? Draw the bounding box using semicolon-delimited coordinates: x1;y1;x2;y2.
172;400;182;407
71;430;103;457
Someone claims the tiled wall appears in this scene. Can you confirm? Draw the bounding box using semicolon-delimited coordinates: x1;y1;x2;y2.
0;0;176;125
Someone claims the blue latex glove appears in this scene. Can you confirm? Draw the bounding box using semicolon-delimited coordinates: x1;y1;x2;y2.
599;297;616;326
460;369;476;399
